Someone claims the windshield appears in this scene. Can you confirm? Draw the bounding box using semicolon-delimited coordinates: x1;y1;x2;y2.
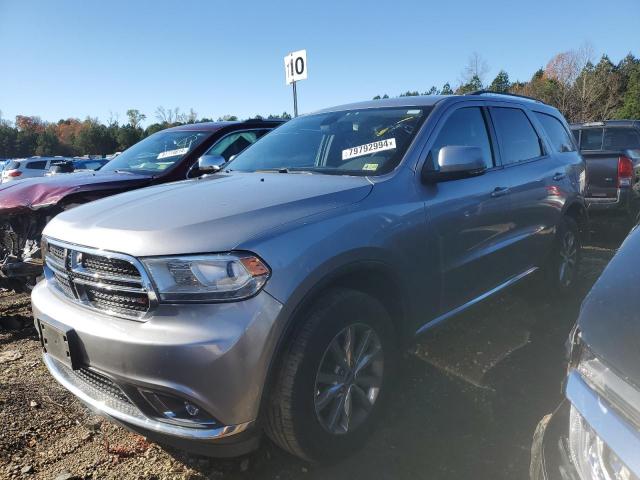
226;107;430;175
101;130;210;174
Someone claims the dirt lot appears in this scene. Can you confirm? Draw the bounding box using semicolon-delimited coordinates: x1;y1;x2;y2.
0;231;620;480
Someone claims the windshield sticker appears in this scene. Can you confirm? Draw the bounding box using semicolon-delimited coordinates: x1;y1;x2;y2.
157;147;189;159
406;109;421;114
362;163;379;171
342;138;396;161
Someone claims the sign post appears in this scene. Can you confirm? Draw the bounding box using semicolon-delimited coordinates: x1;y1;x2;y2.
284;49;307;117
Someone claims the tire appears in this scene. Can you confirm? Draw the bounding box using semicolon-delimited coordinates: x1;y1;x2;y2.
542;216;581;293
265;288;397;463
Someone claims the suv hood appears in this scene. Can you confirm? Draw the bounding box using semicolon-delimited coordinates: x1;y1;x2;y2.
44;172;373;256
0;171;151;214
578;226;640;386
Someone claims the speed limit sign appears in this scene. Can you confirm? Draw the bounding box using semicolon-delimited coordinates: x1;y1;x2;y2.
284;49;307;85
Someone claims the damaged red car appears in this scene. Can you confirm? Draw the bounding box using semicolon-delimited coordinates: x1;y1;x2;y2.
0;119;283;291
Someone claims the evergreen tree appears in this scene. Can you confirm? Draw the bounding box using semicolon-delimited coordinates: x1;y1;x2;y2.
617;65;640;118
441;83;454;95
489;70;510;93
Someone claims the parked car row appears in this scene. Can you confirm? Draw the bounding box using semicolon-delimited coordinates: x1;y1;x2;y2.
1;92;637;474
0;119;281;291
1;156;111;184
29;92;590;462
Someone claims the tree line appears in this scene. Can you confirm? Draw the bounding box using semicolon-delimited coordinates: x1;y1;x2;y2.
0;108;292;158
373;48;640;124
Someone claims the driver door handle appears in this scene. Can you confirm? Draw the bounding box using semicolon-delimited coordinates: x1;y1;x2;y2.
490;186;510;198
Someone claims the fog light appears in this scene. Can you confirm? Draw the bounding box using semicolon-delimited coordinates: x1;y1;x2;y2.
140;390;217;426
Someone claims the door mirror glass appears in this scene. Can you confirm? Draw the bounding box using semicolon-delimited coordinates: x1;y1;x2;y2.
422;146;487;182
197;154;225;174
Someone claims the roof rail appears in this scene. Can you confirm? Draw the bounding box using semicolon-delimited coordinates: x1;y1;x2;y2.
467;90;547;105
242;117;286;123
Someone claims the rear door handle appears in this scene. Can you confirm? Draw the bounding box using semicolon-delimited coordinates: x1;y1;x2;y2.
490;186;510;198
553;172;566;181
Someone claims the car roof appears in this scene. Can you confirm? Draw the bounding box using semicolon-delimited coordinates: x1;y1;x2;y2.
165;119;285;133
312;93;563;117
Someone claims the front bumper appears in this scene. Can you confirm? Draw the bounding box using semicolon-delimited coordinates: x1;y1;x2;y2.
32;280;285;455
532;372;640;479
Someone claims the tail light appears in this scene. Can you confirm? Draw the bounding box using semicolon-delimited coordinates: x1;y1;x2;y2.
6;170;21;178
617;155;633;187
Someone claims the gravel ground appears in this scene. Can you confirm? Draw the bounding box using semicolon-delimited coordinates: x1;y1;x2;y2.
0;229;620;480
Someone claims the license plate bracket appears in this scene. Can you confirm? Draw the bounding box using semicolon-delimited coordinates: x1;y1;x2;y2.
37;319;79;370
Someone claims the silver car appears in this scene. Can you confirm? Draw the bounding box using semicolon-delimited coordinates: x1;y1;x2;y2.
33;93;587;461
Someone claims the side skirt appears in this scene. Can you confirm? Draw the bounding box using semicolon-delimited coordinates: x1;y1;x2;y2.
414;266;539;337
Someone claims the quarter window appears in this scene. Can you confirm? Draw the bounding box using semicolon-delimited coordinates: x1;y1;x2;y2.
490;107;542;165
534;112;576;153
430;107;494;169
25;161;47;170
580;128;603;150
206;130;268;161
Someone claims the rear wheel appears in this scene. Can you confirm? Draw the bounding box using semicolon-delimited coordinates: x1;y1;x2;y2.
544;216;581;292
265;289;397;463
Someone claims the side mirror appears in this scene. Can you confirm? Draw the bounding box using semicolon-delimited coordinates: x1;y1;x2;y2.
421;145;487;183
197;154;225;175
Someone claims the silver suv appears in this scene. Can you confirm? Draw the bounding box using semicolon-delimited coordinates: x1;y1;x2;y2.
33;93;587;461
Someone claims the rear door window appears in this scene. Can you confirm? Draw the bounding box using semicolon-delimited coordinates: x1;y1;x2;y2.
534;112;576;152
603;128;640;150
25;160;47;170
490;107;542;165
430;107;494;169
580;128;603;150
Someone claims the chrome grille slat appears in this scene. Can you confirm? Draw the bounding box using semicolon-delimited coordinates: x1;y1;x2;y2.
44;239;155;320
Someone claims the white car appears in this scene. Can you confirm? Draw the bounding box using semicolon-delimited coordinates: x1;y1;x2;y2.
1;158;55;183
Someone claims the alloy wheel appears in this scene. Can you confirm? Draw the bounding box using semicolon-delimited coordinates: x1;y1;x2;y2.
314;323;384;435
558;230;578;287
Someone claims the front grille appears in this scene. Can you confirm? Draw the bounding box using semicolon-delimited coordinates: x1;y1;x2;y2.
83;253;141;278
44;239;153;320
50;358;144;420
49;244;66;264
86;289;150;313
74;367;131;405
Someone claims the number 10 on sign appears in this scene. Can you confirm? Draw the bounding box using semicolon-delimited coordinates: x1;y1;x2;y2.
284;49;307;117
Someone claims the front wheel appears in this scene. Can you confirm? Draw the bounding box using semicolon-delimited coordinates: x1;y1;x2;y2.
265;289;397;463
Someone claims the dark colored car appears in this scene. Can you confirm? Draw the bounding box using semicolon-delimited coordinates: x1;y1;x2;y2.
570;120;640;226
0;119;282;290
531;224;640;480
34;92;587;461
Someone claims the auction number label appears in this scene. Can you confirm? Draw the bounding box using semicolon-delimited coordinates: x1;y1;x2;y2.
157;147;189;159
342;138;396;161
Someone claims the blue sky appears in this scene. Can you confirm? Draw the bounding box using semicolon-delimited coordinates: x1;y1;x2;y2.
0;0;638;126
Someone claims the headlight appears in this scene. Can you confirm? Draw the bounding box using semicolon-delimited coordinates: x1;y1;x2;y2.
575;345;640;429
568;343;640;480
568;405;636;480
142;253;270;302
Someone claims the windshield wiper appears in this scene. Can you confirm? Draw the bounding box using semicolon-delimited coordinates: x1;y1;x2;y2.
255;168;291;173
